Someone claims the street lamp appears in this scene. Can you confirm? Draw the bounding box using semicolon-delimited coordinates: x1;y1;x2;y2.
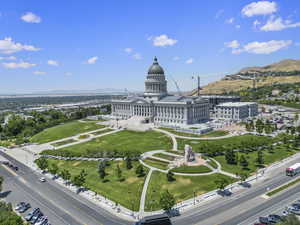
193;190;196;205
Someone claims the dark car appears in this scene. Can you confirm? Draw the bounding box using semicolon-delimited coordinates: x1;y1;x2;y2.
268;214;282;223
15;202;26;211
259;216;271;224
31;212;43;224
135;214;172;225
19;203;31;213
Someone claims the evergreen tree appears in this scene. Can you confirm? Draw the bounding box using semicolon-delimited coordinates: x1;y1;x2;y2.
166;171;175;182
225;150;237;165
214;177;230;191
116;164;123;182
256;150;264;166
60;169;71;183
49;163;59;175
135;165;145;177
98;161;106;180
239;155;249;169
125;157;133;170
36;157;48;171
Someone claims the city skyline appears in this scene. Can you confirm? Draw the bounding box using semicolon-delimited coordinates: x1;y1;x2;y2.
0;0;299;94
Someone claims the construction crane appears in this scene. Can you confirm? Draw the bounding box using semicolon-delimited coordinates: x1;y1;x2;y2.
192;75;201;96
169;76;183;96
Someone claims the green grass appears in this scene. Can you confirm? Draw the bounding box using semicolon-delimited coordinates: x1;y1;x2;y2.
160;128;229;138
177;134;272;152
42;130;173;157
143;158;169;170
207;159;218;169
30;121;105;143
170;165;212;173
214;145;298;175
91;129;113;136
267;177;300;196
145;171;237;211
152;153;176;161
52;139;77;147
45;159;148;211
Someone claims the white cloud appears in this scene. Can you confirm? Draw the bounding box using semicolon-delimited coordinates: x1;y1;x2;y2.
21;12;41;23
242;1;277;17
226;40;292;54
2;61;36;69
235;25;241;29
65;72;72;76
33;71;46;75
0;56;16;60
185;58;194;64
150;34;178;47
225;40;240;49
124;48;133;54
132;53;142;60
173;56;180;61
226;17;235;24
86;56;98;64
47;60;59;66
0;37;40;54
260;16;300;31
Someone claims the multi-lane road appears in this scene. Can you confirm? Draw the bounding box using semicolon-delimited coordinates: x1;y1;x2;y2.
1;150;300;225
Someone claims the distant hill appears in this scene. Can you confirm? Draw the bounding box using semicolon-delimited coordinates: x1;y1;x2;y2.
191;59;300;95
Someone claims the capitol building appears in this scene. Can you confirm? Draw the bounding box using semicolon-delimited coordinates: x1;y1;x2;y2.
111;57;210;126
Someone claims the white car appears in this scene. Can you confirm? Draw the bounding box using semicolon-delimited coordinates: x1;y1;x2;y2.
39;177;46;182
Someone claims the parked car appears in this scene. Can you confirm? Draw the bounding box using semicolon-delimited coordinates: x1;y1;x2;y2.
15;202;26;211
19;203;31;213
268;214;282;223
259;216;271;224
25;208;40;221
35;216;48;225
39;177;46;182
30;212;43;224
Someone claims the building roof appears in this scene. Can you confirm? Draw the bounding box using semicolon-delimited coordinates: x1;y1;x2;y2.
217;102;257;107
148;57;164;74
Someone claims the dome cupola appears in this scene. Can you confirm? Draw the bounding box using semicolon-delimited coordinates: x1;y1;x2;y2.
148;57;165;75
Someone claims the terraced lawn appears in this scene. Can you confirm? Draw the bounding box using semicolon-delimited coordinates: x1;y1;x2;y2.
143;158;169;170
30;121;105;143
42;130;172;157
52;139;77;147
152;153;176;161
170;165;212;173
45;159;148;211
145;171;236;211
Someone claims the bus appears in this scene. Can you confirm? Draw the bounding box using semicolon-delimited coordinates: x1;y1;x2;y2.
286;163;300;176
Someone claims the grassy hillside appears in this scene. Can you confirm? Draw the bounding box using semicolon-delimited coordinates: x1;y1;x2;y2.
193;75;300;95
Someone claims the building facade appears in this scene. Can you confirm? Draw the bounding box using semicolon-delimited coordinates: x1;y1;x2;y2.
111;57;210;125
215;102;258;120
200;95;241;110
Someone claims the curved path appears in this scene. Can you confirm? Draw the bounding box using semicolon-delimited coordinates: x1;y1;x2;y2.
154;128;178;151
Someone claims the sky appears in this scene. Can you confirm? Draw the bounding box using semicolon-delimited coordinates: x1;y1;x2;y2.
0;0;299;94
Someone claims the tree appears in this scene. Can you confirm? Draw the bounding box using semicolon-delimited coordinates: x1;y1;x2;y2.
225;150;237;165
166;171;175;182
49;163;59;175
98;161;106;180
116;164;123;182
159;190;175;211
72;169;87;188
35;157;48;171
0;176;3;193
60;169;71;184
238;172;249;184
214;177;230;191
239;155;249;169
135;165;145;177
125;157;133;170
256;150;264;167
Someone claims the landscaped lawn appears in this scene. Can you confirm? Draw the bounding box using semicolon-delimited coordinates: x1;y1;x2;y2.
214;145;298;175
145;171;236;211
42;130;172;157
52;139;77;147
30;121;105;143
45;159;148;211
160;128;229;138
91;128;113;136
170;165;212;173
143;158;169;170
177;134;272;152
152;153;176;161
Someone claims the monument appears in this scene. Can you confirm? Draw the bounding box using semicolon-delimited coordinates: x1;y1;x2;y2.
184;144;195;163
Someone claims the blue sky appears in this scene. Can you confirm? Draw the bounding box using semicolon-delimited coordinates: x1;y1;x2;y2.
0;0;299;94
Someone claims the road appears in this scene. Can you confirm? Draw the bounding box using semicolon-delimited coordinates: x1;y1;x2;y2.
171;157;300;225
0;151;132;225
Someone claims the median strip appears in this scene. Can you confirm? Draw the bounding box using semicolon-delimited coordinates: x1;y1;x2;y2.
267;177;300;197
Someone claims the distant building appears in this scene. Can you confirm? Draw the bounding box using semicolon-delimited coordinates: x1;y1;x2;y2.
215;102;258;120
111;57;210;125
200;95;241;110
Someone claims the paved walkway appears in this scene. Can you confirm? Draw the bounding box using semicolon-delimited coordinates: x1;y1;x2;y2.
139;169;153;214
154;128;178;151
